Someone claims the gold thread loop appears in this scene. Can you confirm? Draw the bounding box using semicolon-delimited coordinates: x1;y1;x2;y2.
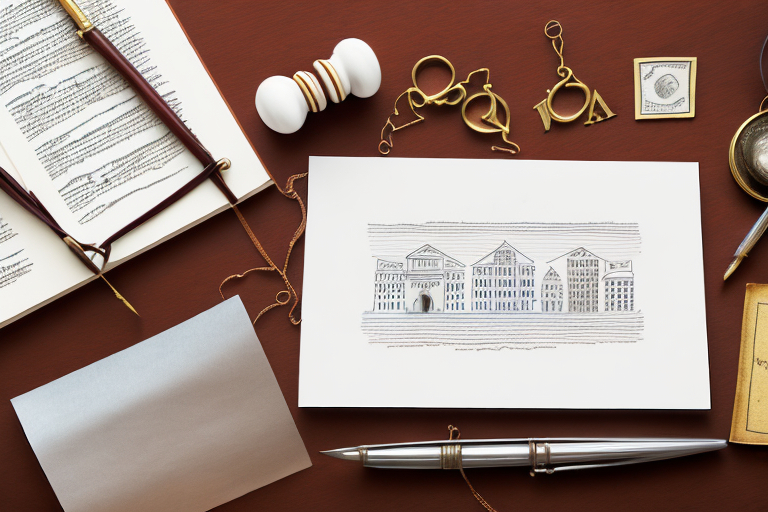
760;95;768;113
445;425;499;512
219;173;307;326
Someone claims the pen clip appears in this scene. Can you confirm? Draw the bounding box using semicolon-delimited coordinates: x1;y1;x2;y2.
528;440;691;476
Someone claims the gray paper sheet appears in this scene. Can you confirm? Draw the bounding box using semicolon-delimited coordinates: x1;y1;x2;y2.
11;297;311;512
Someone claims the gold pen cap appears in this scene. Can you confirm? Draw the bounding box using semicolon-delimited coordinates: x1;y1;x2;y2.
58;0;93;31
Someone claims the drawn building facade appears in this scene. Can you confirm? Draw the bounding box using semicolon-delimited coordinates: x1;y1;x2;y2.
373;260;406;312
404;245;465;313
471;242;535;312
541;267;563;312
603;260;635;311
372;243;635;314
564;248;601;312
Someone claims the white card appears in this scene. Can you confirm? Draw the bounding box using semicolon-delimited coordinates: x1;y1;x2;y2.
299;157;710;409
12;297;311;512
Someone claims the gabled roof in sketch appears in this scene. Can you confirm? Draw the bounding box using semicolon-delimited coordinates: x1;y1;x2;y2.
546;247;605;264
543;267;561;281
406;244;465;267
472;241;533;266
376;259;404;271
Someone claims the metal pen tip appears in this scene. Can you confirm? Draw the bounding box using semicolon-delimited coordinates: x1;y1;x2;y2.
320;447;361;461
724;255;744;281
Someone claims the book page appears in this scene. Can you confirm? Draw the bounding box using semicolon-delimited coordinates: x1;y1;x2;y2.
0;0;270;326
0;192;94;327
1;132;93;326
0;0;204;246
0;0;270;261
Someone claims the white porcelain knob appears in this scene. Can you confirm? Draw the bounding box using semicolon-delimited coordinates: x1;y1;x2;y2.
313;38;381;103
255;38;381;134
255;76;307;134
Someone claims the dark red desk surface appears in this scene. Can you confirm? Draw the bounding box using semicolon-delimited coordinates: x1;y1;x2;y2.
2;1;768;510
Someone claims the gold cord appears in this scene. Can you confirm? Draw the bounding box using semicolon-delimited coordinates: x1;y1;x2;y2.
219;173;307;325
446;425;500;512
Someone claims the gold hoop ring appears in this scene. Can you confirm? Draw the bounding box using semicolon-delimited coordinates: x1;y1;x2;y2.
411;55;456;103
545;20;562;39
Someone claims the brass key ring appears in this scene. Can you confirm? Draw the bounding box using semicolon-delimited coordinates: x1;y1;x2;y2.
379;56;520;155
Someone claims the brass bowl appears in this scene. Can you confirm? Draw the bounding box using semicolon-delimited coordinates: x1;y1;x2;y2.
730;109;768;202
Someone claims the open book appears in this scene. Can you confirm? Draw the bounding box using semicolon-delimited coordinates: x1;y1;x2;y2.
0;0;272;328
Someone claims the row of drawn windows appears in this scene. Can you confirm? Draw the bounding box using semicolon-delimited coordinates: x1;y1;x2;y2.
473;265;533;277
605;299;634;311
376;272;404;281
568;259;598;268
473;278;534;288
376;301;403;310
411;258;439;269
376;293;402;301
473;289;532;298
376;283;404;292
542;300;563;312
472;300;531;311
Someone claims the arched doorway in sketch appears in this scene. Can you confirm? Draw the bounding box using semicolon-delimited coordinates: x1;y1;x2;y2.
414;291;434;313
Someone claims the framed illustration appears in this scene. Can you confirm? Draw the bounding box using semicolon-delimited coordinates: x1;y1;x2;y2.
634;57;697;120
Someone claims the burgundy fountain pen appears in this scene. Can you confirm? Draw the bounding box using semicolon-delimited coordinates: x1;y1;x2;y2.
57;0;236;205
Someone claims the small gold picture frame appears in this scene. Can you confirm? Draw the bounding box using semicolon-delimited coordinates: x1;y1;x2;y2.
634;57;697;120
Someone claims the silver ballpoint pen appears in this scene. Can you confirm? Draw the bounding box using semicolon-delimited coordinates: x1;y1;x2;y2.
322;437;727;474
724;205;768;280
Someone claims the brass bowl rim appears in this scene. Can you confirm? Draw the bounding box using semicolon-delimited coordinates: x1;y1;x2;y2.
729;109;768;202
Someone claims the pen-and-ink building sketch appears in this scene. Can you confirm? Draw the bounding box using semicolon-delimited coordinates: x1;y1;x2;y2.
374;245;466;313
541;267;563;312
603;261;635;312
546;248;636;313
372;243;636;315
406;244;465;313
471;242;535;311
373;260;406;312
363;223;643;349
549;248;602;312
